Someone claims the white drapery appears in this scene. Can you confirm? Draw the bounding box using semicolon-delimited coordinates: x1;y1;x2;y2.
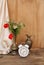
0;0;12;54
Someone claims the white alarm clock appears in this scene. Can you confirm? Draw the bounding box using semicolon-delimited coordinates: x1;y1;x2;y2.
18;44;29;57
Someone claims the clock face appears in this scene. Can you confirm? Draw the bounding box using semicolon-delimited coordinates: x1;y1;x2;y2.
18;46;29;57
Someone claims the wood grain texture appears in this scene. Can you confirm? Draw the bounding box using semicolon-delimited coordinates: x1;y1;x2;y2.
8;0;17;21
8;0;44;48
37;0;44;48
0;49;44;65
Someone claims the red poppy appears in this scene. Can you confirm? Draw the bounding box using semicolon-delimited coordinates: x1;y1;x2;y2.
4;23;9;28
8;34;13;40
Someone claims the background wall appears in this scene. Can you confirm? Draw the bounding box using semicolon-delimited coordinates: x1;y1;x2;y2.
8;0;44;48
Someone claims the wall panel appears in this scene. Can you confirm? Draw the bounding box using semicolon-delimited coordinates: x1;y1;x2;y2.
8;0;44;48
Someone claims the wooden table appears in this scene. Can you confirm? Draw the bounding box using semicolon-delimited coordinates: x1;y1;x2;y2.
0;49;44;65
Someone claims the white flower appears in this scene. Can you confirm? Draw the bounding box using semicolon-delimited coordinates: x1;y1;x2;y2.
19;22;23;26
13;25;18;29
19;22;25;28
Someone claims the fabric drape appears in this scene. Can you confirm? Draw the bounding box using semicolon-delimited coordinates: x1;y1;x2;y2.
0;0;12;54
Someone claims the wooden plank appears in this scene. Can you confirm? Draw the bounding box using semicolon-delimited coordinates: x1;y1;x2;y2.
17;0;38;48
8;0;17;21
37;0;44;48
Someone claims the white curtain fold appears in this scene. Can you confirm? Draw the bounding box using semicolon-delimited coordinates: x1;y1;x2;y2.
0;0;12;54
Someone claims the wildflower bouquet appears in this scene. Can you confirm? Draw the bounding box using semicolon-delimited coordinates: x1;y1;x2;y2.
9;21;25;50
4;20;25;50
